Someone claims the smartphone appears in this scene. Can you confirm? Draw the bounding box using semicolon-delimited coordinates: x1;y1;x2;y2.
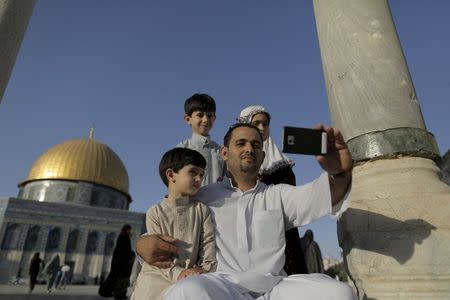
282;126;327;155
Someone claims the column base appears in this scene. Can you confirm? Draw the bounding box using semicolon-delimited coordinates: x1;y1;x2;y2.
338;157;450;299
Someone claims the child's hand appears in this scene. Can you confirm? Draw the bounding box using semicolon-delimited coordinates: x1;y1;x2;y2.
177;266;206;280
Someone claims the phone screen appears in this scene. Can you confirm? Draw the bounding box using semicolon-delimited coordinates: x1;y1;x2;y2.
282;126;327;155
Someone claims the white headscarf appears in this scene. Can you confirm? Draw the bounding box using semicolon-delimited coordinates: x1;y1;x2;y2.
238;105;294;176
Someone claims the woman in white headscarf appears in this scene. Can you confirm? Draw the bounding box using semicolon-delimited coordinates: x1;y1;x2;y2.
238;105;307;275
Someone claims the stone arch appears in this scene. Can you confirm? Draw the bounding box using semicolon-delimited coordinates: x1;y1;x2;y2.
104;232;116;255
45;227;62;251
24;225;41;251
65;229;80;253
1;223;21;250
86;231;99;254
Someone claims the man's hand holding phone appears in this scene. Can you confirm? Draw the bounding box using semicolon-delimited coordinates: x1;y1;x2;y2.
282;126;327;156
312;124;352;176
282;124;353;205
282;124;351;174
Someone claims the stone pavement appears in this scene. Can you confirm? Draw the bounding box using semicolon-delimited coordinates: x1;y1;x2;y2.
0;284;131;300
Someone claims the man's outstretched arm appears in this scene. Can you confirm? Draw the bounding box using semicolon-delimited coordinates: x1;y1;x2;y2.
314;125;353;206
136;234;179;268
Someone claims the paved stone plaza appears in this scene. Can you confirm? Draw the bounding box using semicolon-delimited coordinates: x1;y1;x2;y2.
0;284;131;300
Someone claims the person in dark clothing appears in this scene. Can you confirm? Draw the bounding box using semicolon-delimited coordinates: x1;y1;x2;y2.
28;252;43;293
43;254;60;293
13;268;22;285
301;229;325;274
238;105;308;275
99;224;135;300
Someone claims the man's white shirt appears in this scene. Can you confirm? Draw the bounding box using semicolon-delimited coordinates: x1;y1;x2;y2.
194;173;347;294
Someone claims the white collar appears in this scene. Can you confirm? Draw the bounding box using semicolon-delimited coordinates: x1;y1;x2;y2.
162;196;191;207
191;132;210;145
222;176;261;193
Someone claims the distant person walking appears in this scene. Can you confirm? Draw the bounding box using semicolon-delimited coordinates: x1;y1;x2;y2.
301;229;325;274
12;268;22;285
28;252;43;293
43;254;60;293
99;224;135;300
56;264;71;289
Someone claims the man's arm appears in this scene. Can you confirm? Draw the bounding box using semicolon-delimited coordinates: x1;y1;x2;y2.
314;125;353;206
328;170;352;206
137;206;180;268
136;234;179;269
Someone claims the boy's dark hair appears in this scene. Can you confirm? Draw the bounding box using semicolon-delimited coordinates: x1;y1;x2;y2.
159;148;207;186
223;123;263;147
184;93;216;116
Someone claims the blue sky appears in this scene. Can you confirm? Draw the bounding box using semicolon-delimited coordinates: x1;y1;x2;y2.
1;1;449;259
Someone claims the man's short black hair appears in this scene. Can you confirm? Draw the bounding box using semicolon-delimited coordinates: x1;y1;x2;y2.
184;93;216;116
223;123;263;147
159;148;207;186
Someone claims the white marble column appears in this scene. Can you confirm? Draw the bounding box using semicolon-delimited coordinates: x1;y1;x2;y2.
0;0;35;103
58;226;71;263
73;229;88;277
313;0;450;299
90;232;106;280
17;223;30;273
39;226;50;259
16;223;29;251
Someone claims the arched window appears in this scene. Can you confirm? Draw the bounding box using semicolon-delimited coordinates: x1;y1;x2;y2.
1;223;21;250
45;227;61;251
24;225;40;251
109;198;117;209
28;185;41;200
65;229;79;253
104;233;116;255
90;190;99;206
86;231;99;254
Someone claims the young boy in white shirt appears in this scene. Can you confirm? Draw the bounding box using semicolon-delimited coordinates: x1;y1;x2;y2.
176;93;225;186
131;148;217;300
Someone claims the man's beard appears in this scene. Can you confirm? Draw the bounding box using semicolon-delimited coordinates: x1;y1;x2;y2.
239;162;259;173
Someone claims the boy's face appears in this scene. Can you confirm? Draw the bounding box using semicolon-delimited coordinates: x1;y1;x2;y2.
184;111;216;136
167;164;205;197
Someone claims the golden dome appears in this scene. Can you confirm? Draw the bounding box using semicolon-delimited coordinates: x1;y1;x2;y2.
20;138;129;196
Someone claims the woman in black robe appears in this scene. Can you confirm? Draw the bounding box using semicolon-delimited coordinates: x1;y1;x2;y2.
28;252;43;293
301;229;325;274
99;224;135;300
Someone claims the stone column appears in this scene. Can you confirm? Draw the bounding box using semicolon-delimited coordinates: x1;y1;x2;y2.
16;223;28;251
39;225;50;259
17;223;30;271
73;228;88;277
58;226;71;263
0;0;35;103
313;0;450;299
91;231;106;280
